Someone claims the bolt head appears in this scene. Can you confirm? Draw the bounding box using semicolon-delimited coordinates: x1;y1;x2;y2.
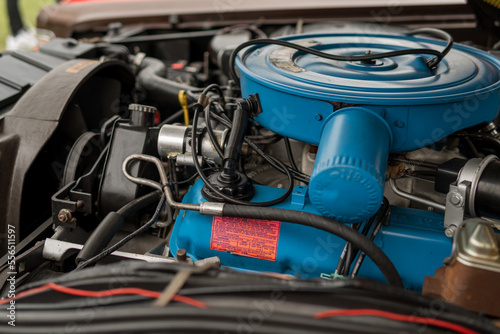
449;193;462;206
445;226;457;238
394;120;405;128
57;209;72;223
314;113;323;121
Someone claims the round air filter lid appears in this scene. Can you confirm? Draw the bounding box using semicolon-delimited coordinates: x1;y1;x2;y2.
236;33;500;105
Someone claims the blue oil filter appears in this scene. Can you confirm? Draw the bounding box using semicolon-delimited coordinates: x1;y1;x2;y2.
309;107;392;222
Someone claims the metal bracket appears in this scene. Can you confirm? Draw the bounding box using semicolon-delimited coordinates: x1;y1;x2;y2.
443;155;498;237
42;238;178;264
51;145;109;228
444;181;469;237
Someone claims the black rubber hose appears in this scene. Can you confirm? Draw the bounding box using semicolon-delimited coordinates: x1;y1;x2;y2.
76;190;161;264
76;194;166;270
136;57;197;108
95;43;131;61
7;0;24;35
222;204;403;287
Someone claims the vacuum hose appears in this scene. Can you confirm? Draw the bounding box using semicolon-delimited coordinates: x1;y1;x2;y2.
76;190;162;264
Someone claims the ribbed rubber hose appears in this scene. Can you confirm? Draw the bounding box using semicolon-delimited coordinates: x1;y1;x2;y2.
222;204;403;287
136;57;197;108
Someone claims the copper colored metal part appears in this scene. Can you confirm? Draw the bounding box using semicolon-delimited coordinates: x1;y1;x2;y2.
423;257;500;317
423;221;500;317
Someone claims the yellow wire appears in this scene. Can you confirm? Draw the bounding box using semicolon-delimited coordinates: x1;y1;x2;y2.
178;90;189;126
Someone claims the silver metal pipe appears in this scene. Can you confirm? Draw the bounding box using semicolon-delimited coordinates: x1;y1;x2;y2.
122;154;222;214
389;178;446;212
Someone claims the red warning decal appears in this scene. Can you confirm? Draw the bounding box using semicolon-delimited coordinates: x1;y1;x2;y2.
210;216;281;261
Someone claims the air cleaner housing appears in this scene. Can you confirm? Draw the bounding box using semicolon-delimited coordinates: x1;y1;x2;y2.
236;32;500;221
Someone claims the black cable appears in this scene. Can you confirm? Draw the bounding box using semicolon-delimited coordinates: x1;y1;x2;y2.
167;157;179;199
117;191;161;217
187;84;227;162
11;262;496;334
204;102;225;160
218;112;310;182
335;222;361;276
0;308;416;334
259;147;310;183
229;28;453;85
76;191;162;264
342;217;376;276
211;106;310;183
191;104;294;206
201;83;225;101
221;204;403;287
389;157;439;169
464;133;500;148
187;85;236;103
351;198;390;278
209;110;310;183
464;136;482;158
158;103;197;126
344;200;389;276
284;137;299;171
342;245;354;276
76;194;166;270
173;167;222;185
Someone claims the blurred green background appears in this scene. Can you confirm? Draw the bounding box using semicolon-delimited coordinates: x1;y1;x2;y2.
1;0;55;50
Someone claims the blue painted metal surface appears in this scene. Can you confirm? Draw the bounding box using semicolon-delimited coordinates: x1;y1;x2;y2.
236;32;500;220
170;180;452;291
236;33;500;151
309;107;392;222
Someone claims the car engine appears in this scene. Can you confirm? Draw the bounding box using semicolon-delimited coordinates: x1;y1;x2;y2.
1;1;500;333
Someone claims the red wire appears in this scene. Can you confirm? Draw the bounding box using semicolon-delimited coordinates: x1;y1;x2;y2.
0;284;480;333
0;282;207;309
314;309;479;334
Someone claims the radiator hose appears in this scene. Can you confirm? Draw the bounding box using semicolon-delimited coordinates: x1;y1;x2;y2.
136;57;197;109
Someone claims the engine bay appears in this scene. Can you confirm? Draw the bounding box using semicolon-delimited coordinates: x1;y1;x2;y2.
1;1;500;333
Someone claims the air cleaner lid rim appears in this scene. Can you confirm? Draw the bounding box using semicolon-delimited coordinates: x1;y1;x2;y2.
236;33;500;106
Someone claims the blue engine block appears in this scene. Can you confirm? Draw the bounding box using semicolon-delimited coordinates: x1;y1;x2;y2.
169;180;452;291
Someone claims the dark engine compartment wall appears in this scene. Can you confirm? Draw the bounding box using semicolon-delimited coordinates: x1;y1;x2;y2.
0;58;135;254
0;51;65;116
0;38;103;116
